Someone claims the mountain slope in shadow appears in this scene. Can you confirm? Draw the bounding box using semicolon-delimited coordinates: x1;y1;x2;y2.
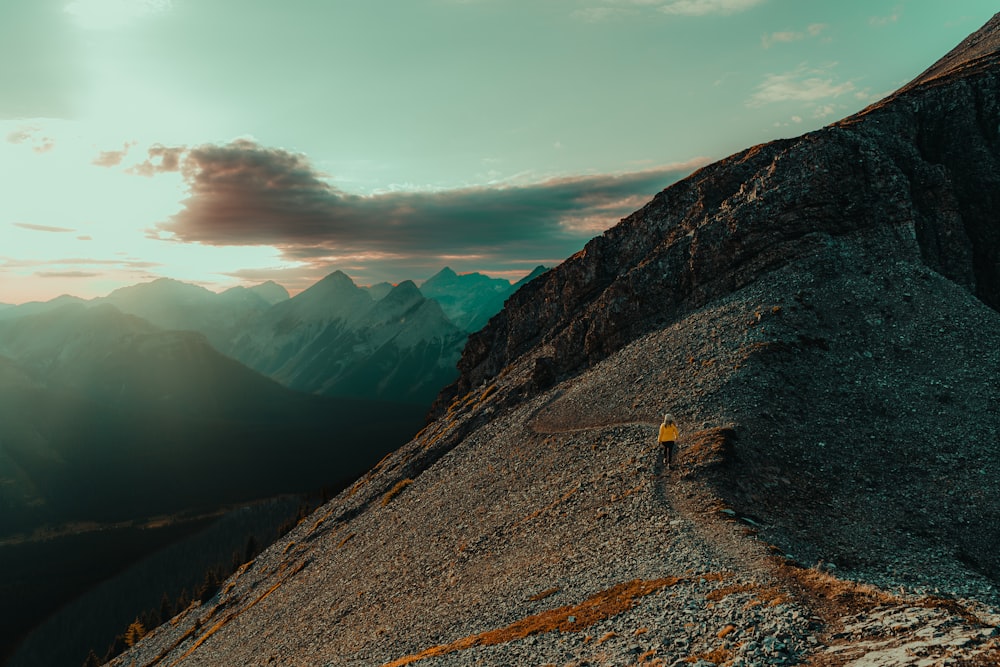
0;303;426;534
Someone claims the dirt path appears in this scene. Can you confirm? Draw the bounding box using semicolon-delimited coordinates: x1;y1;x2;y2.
531;413;781;582
528;413;1000;665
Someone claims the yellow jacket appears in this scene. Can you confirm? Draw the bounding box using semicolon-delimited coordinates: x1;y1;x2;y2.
659;422;678;442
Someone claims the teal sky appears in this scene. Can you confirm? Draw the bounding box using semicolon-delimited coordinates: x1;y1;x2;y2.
1;0;996;303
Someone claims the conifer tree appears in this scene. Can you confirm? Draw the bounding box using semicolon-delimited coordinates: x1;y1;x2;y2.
124;618;147;648
244;535;259;562
160;591;173;622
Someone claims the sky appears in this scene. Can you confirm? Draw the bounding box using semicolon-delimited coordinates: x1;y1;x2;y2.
1;0;997;304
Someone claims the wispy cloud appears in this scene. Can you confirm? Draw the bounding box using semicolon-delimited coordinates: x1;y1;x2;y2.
659;0;765;17
6;128;37;145
125;144;186;177
747;63;854;107
762;23;827;48
14;223;76;233
6;125;55;153
151;140;706;282
0;257;162;275
870;5;903;27
572;7;633;23
92;141;136;167
36;271;101;279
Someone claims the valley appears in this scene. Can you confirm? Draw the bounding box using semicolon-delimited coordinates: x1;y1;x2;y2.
0;266;537;666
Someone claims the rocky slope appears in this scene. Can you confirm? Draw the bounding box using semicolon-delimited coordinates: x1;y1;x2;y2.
113;15;1000;667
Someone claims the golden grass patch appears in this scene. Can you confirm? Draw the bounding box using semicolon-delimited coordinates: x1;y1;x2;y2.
382;578;680;667
382;478;414;506
686;646;732;664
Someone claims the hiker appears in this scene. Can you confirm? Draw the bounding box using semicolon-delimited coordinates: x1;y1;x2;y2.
659;413;678;469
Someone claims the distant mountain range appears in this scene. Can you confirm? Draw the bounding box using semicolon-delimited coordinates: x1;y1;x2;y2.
0;266;549;531
0;266;546;405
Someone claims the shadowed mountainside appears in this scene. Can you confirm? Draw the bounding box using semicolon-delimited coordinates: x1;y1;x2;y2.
0;303;427;532
113;15;1000;667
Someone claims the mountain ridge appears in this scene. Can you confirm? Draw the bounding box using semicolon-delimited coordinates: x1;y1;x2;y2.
2;267;546;407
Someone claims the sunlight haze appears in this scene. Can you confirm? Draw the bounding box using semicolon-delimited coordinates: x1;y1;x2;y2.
1;0;995;303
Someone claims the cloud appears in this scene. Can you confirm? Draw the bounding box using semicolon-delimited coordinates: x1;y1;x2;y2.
747;63;854;107
6;127;37;144
14;222;76;233
153;139;705;282
870;5;903;27
36;271;101;279
6;125;55;152
33;139;55;154
126;144;186;177
812;103;838;119
762;23;827;48
572;7;632;23
659;0;764;16
92;141;136;167
0;258;162;282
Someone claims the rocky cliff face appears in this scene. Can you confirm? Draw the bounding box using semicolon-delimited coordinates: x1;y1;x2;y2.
446;39;1000;406
113;15;1000;667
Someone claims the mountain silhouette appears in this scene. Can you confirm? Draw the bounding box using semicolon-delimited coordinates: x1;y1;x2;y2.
108;16;1000;665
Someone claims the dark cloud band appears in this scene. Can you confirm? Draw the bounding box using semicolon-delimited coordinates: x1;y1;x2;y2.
153;139;703;280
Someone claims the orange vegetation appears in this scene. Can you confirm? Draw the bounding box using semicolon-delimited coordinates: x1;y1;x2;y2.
382;578;680;667
686;646;733;664
382;478;414;506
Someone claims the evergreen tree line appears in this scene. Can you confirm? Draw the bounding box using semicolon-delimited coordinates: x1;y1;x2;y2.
80;488;334;667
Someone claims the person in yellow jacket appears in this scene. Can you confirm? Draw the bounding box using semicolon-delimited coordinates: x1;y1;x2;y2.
659;413;679;469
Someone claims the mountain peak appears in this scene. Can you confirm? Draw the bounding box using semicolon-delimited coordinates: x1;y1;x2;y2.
293;270;363;303
904;12;1000;89
318;270;355;286
106;277;214;303
383;279;422;303
248;280;290;305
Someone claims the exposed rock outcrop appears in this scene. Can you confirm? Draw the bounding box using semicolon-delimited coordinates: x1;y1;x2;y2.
446;43;1000;406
